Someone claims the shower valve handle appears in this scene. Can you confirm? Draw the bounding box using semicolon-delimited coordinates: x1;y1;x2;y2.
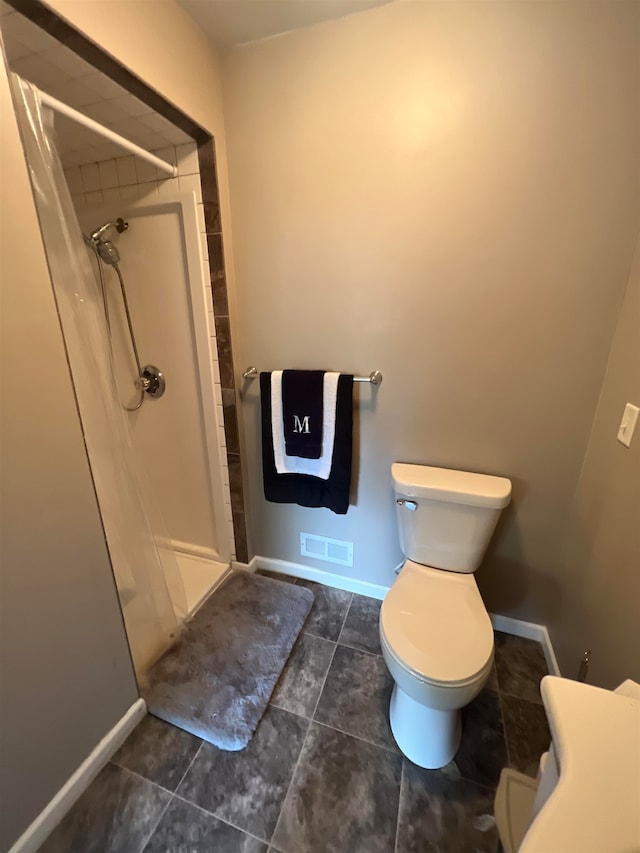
134;374;152;392
134;365;166;399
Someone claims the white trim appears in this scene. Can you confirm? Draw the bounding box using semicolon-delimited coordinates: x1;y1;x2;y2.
243;556;561;672
174;190;232;563
88;194;232;564
490;613;561;676
247;555;391;600
9;698;146;853
246;556;561;672
188;563;233;616
165;538;221;562
231;559;253;572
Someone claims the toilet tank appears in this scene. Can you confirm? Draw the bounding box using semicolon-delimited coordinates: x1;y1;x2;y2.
392;463;512;573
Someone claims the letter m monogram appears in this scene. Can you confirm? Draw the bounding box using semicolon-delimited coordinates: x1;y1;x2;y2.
293;415;311;434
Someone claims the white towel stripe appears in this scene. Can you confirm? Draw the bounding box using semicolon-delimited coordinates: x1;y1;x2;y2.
271;371;339;481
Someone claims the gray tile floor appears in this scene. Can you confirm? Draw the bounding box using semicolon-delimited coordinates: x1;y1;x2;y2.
38;572;552;853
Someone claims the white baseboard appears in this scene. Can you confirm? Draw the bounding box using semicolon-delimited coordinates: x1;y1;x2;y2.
9;698;146;853
231;559;252;572
247;555;391;601
234;557;562;675
490;613;561;676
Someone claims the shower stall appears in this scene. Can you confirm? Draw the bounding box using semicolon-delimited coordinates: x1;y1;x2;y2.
77;198;229;580
8;67;233;678
78;196;231;594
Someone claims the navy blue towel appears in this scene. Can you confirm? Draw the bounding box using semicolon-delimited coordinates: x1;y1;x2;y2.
282;370;324;459
260;372;353;515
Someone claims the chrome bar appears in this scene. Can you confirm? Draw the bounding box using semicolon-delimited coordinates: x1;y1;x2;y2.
242;366;382;385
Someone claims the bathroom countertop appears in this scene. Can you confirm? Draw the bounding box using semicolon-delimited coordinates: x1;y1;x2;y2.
520;675;640;853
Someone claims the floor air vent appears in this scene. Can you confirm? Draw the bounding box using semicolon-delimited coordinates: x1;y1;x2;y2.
300;532;353;567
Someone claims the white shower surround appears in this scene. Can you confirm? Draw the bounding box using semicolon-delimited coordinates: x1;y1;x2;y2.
66;145;236;566
73;189;234;616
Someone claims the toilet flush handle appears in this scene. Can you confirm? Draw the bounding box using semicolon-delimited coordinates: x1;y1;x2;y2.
396;499;417;511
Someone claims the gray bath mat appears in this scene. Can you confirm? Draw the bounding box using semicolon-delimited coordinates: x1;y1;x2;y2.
143;570;313;750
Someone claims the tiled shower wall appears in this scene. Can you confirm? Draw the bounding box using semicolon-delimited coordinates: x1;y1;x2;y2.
64;142;241;561
198;141;248;565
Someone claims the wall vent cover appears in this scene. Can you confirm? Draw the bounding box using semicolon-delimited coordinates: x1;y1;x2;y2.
300;532;353;567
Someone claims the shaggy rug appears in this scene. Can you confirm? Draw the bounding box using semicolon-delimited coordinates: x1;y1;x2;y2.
143;570;313;750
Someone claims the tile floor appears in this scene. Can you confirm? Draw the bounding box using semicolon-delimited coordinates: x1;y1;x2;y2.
38;572;552;853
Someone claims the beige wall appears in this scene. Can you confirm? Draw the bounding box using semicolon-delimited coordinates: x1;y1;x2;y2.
0;59;138;850
222;0;640;636
1;3;236;845
557;238;640;687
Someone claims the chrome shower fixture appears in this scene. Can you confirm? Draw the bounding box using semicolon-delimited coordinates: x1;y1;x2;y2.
87;217;128;266
84;216;166;411
89;217;128;241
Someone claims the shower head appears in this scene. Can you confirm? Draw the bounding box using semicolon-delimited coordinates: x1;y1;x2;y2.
96;239;121;266
87;217;128;266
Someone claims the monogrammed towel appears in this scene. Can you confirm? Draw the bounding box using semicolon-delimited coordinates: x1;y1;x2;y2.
281;369;324;458
271;371;339;480
260;372;353;515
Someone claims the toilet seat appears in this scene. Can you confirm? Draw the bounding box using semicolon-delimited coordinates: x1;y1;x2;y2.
380;560;494;687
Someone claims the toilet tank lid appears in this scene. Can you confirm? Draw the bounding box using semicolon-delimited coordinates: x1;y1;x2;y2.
392;463;512;508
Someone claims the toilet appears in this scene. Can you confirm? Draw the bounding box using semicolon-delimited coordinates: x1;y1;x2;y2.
380;462;512;769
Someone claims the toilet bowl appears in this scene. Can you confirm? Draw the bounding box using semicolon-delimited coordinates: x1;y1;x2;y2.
381;560;494;767
381;463;511;769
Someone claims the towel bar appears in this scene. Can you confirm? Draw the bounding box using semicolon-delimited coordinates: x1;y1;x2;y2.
242;366;382;385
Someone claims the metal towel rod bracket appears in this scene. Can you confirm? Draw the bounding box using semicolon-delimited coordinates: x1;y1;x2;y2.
242;366;382;385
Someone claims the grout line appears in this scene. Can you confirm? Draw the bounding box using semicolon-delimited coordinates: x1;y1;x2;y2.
108;762;174;796
394;750;500;797
110;765;175;853
308;600;393;751
394;759;405;853
169;790;270;847
268;716;313;849
137;739;271;847
336;593;354;646
133;738;207;851
269;638;338;720
336;639;383;658
302;627;343;643
494;673;513;771
312;718;401;757
138;795;173;853
310;641;339;724
268;604;352;847
173;740;205;794
332;591;354;647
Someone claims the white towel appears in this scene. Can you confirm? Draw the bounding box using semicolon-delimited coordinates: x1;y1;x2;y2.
271;370;339;480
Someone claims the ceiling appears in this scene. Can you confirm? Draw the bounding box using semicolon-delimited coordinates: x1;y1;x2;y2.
0;1;191;167
178;0;393;49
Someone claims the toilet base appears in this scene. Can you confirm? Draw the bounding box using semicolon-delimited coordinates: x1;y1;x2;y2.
389;682;461;769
